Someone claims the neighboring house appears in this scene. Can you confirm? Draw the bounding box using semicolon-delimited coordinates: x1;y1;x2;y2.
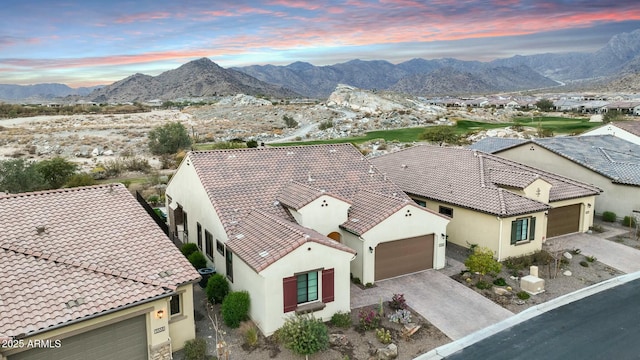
372;146;601;260
165;144;450;335
580;121;640;145
471;135;640;219
0;184;200;360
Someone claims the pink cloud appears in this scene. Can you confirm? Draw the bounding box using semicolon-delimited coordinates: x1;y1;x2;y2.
115;11;172;24
265;0;323;10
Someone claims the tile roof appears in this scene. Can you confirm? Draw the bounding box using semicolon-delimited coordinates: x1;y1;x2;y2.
467;137;527;153
186;144;445;270
226;209;355;273
340;190;414;236
371;145;601;217
0;184;200;339
612;121;640;137
524;135;640;186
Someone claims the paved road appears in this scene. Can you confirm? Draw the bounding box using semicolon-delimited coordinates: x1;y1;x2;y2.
443;278;640;360
351;268;513;340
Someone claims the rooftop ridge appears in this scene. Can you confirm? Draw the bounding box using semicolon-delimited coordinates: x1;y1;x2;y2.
478;153;487;188
0;183;124;199
497;188;507;215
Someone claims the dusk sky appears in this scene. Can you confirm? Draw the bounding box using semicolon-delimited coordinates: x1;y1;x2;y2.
2;0;640;87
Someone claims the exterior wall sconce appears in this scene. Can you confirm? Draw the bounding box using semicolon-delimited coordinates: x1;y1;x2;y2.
441;233;449;240
368;246;373;253
587;203;592;208
155;309;165;319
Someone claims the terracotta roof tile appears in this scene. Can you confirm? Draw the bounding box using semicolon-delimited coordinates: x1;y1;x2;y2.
371;145;601;217
187;144;442;270
0;184;200;338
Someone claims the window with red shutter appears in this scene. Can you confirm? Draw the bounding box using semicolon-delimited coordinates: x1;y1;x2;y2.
322;268;334;303
283;276;297;312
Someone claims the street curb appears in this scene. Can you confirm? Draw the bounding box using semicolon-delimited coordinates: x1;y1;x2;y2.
415;271;640;360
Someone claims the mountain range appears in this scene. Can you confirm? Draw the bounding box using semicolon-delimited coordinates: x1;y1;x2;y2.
2;28;640;102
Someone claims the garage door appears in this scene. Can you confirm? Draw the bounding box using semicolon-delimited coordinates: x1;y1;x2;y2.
9;315;147;360
547;204;581;238
375;234;434;281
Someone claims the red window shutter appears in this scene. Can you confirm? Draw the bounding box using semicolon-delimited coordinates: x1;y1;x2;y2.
322;268;335;303
283;276;297;312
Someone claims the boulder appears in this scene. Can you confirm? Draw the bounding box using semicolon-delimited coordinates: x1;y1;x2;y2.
563;252;573;260
376;343;398;360
329;333;348;347
493;287;510;296
563;270;572;277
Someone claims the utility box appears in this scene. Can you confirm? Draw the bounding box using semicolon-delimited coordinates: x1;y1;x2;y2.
520;275;545;295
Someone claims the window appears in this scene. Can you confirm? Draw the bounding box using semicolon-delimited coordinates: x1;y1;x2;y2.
170;294;181;316
413;199;426;207
297;272;318;304
205;230;213;259
439;206;453;217
225;249;233;282
511;217;536;244
283;269;334;313
197;223;202;250
216;240;225;255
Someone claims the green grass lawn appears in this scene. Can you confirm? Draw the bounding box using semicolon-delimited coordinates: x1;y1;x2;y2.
272;116;599;146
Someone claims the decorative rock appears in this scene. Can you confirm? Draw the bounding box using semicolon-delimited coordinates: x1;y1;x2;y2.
563;252;573;260
376;343;398;360
563;270;572;277
103;149;114;156
329;334;349;347
493;287;510;296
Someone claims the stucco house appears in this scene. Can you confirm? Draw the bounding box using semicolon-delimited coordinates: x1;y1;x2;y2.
470;135;640;220
580;121;640;145
0;184;200;360
164;144;450;335
372;146;601;260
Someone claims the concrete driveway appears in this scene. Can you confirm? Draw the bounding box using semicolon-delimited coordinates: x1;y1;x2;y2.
351;266;513;340
547;232;640;274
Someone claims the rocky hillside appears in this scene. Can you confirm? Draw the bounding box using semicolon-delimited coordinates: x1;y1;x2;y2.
0;83;100;102
87;58;299;103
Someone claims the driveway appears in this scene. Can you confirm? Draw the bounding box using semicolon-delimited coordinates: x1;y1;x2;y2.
547;231;640;274
351;263;513;340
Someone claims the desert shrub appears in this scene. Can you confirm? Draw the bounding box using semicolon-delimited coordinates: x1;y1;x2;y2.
493;278;507;286
357;308;380;331
222;291;250;328
183;338;207;360
516;291;530;300
181;243;199;257
476;280;492;290
375;328;392;344
283;115;298;128
351;277;361;285
465;247;502;276
123;156;151;172
388;309;412;325
187;251;207;269
246;140;259;148
206;274;230;304
279;314;329;357
590;224;605;233
238;321;259;348
580;261;589;267
64;173;97;187
330;311;352;328
602;211;617;222
389;293;407;311
318;120;333;130
586;255;597;263
622;216;637;227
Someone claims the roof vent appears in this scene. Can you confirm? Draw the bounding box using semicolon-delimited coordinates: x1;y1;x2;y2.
259;251;269;258
401;164;408;169
329;149;337;153
158;270;174;278
65;298;86;308
308;172;314;182
236;234;245;239
303;234;310;241
273;200;280;206
368;165;375;174
36;225;46;235
287;151;294;155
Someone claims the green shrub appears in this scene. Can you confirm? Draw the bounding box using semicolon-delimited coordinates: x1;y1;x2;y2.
622;216;637;227
465;247;502;276
283;115;298;128
375;328;392;344
239;321;258;347
602;211;617;222
181;243;199;257
187;251;207;269
318;120;334;130
222;291;250;328
330;311;352;328
493;278;507;286
516;291;530;300
580;261;589;267
279;314;329;357
206;274;230;304
246;140;258;148
183;338;207;360
590;224;605;233
586;255;597;263
476;280;492;290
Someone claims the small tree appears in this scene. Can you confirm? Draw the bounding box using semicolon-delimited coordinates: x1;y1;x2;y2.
535;98;554;112
464;246;502;276
419;126;460;146
279;314;329;360
187;251;207;269
206;274;230;304
603;109;623;124
35;157;78;189
221;291;250;328
0;158;46;193
148;122;192;155
283;115;298;128
180;243;199;257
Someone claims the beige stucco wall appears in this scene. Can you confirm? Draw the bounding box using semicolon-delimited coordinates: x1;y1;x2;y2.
498;145;639;219
359;204;449;284
498;213;546;260
293;195;350;235
581;125;640;145
342;232;364;281
523;178;552;204
168;283;197;351
0;297;170;359
229;242;353;336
